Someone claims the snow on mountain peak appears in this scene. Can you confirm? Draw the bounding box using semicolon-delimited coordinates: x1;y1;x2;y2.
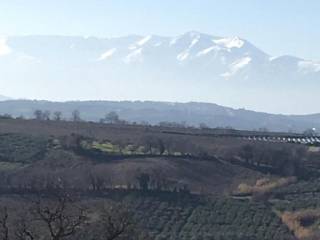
197;46;221;57
176;33;202;61
169;37;179;46
170;31;202;47
269;56;280;61
298;60;320;73
221;56;252;78
124;48;143;63
190;36;200;48
177;51;190;61
137;35;152;46
154;42;163;47
0;37;11;56
98;48;117;61
213;36;245;49
269;55;302;63
233;56;252;68
1;33;320;114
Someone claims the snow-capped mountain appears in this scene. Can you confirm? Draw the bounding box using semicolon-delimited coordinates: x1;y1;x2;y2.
0;32;319;114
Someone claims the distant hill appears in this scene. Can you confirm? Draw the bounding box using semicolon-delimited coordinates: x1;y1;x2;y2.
0;95;11;101
0;100;319;133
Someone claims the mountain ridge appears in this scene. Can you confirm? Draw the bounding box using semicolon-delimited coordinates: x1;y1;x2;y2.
0;95;11;101
0;32;319;114
0;99;319;133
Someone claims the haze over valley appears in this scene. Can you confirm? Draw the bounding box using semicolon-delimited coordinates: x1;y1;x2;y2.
1;32;319;114
0;1;320;239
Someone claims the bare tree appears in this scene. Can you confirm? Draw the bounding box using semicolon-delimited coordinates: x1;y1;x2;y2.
33;110;50;121
71;110;81;122
97;203;133;240
32;192;87;240
136;173;150;191
157;138;165;155
53;111;62;121
240;144;254;165
199;123;209;130
14;213;37;240
104;112;120;124
141;136;158;154
33;110;43;120
88;173;105;192
0;207;9;240
113;140;128;155
0;114;13;119
149;169;170;191
43;110;51;121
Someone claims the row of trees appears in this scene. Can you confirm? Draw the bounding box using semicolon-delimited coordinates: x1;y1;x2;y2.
33;110;128;125
139;135;208;157
238;143;307;177
0;167;190;195
68;133;210;159
33;110;80;122
3;111;317;135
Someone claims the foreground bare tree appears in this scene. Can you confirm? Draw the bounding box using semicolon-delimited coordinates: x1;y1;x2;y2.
0;196;143;240
100;204;132;240
14;214;37;240
32;192;87;240
0;207;9;240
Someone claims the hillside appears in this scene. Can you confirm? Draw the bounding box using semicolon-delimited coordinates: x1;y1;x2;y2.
0;118;319;239
0;119;267;195
0;100;319;132
0;118;316;189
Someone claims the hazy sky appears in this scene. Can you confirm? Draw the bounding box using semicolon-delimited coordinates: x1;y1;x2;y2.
0;0;319;60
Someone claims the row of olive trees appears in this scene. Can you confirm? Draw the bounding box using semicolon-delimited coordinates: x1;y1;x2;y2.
0;191;149;240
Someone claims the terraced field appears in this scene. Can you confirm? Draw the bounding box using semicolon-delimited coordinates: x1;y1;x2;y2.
0;133;48;163
0;120;318;239
119;193;294;240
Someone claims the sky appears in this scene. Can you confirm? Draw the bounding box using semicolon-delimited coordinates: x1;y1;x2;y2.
0;0;319;61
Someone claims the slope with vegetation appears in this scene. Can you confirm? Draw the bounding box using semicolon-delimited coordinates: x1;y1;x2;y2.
0;117;319;239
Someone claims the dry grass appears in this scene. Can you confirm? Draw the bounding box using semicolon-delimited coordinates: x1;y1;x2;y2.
308;147;320;153
281;209;320;239
237;176;297;195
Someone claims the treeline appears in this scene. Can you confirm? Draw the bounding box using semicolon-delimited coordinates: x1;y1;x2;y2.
236;143;308;177
72;135;211;159
0;161;191;195
0;134;193;193
1;110;127;124
0;110;235;131
69;133;312;179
